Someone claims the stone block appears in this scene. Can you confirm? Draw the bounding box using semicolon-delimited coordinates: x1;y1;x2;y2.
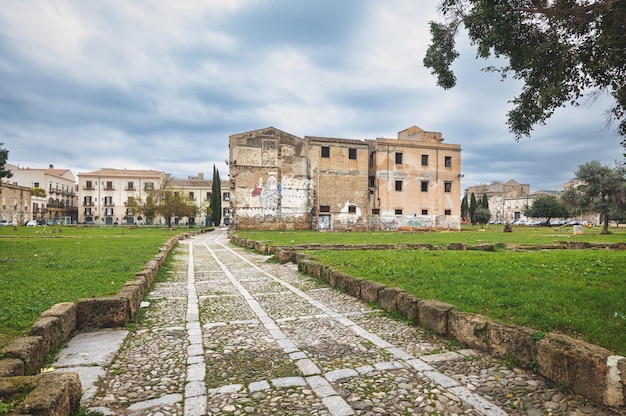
447;243;468;250
76;296;131;329
118;284;146;317
29;316;64;357
1;336;45;375
345;276;362;299
15;372;82;416
360;280;385;304
378;287;404;312
487;321;536;367
417;300;455;335
40;302;77;342
0;358;25;377
396;291;419;322
318;265;332;284
334;272;352;292
536;332;612;404
448;310;490;350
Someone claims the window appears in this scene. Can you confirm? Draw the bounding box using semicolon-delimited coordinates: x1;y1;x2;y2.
105;208;114;216
348;205;356;213
319;205;330;212
395;181;403;191
445;156;452;167
106;181;113;190
395;152;403;164
444;182;452;192
421;181;429;192
127;181;134;190
34;182;39;188
372;208;380;215
223;207;230;216
445;209;452;215
207;192;211;199
369;153;374;167
145;182;154;190
321;146;330;158
348;148;357;159
395;209;403;215
189;192;195;200
83;196;92;205
85;208;92;215
223;192;230;200
104;196;113;206
422;209;428;215
421;154;429;166
368;176;375;187
86;181;93;190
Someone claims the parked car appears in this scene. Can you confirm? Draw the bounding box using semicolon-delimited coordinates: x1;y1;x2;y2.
0;220;13;226
25;220;38;226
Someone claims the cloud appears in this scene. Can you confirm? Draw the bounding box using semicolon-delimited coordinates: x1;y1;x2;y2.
1;0;623;191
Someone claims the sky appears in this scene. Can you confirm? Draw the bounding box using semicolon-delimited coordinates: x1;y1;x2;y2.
1;0;624;192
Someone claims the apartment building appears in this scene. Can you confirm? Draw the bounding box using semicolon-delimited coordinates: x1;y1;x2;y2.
4;163;78;223
77;168;165;225
229;125;462;231
170;173;231;226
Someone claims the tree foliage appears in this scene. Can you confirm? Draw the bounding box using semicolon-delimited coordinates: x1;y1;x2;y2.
469;192;478;223
523;195;569;226
158;190;197;228
0;143;12;194
210;165;222;227
474;206;491;225
424;0;626;147
460;193;469;221
560;160;626;233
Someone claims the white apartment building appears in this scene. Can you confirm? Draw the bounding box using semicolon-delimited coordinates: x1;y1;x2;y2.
77;168;165;225
170;173;230;226
4;163;78;223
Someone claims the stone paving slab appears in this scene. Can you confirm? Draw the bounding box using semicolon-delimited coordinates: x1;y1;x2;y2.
77;230;621;416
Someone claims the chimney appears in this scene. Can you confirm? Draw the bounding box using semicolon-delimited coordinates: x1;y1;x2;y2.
198;173;204;180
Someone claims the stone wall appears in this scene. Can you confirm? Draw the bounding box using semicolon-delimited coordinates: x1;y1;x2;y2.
231;235;626;409
0;230;205;415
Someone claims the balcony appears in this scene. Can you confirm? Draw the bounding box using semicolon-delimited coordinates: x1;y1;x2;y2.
103;201;115;207
125;186;136;191
104;186;115;191
83;185;95;190
83;202;95;207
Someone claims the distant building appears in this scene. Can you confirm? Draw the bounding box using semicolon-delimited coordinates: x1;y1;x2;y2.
229;125;462;231
77;168;166;225
170;173;230;226
0;182;32;225
4;163;78;223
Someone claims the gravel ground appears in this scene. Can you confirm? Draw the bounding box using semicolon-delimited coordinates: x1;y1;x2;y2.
86;230;622;416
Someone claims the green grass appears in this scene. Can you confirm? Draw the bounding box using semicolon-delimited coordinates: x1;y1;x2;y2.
0;225;204;347
306;248;626;355
234;224;626;247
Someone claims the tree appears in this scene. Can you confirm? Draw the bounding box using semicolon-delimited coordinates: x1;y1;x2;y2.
210;165;222;227
481;194;489;210
460;193;469;222
424;1;626;148
469;192;478;223
474;206;491;225
523;195;569;226
0;143;12;193
560;161;626;233
158;190;197;228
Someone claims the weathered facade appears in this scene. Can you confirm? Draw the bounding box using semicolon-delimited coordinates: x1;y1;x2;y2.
170;174;231;226
0;182;32;225
229;125;462;231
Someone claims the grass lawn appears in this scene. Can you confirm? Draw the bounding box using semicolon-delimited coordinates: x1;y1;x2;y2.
235;227;626;355
0;225;204;347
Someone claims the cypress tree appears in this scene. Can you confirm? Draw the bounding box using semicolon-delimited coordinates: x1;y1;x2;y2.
210;165;222;226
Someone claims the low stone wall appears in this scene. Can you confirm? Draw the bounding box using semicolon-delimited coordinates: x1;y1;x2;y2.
0;230;205;415
230;235;626;409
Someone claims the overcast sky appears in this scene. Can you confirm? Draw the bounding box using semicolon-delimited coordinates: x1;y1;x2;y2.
1;1;623;192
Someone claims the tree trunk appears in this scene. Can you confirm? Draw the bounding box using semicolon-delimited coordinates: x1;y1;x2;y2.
601;216;610;234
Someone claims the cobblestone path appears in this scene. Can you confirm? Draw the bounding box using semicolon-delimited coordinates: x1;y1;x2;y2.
87;230;621;416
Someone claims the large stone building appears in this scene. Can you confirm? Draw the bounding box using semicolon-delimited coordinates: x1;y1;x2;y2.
229;125;462;231
4;163;78;223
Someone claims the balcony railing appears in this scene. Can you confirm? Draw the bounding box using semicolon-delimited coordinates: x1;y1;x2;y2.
83;202;95;206
125;186;136;191
83;185;95;190
104;186;115;191
103;202;115;207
